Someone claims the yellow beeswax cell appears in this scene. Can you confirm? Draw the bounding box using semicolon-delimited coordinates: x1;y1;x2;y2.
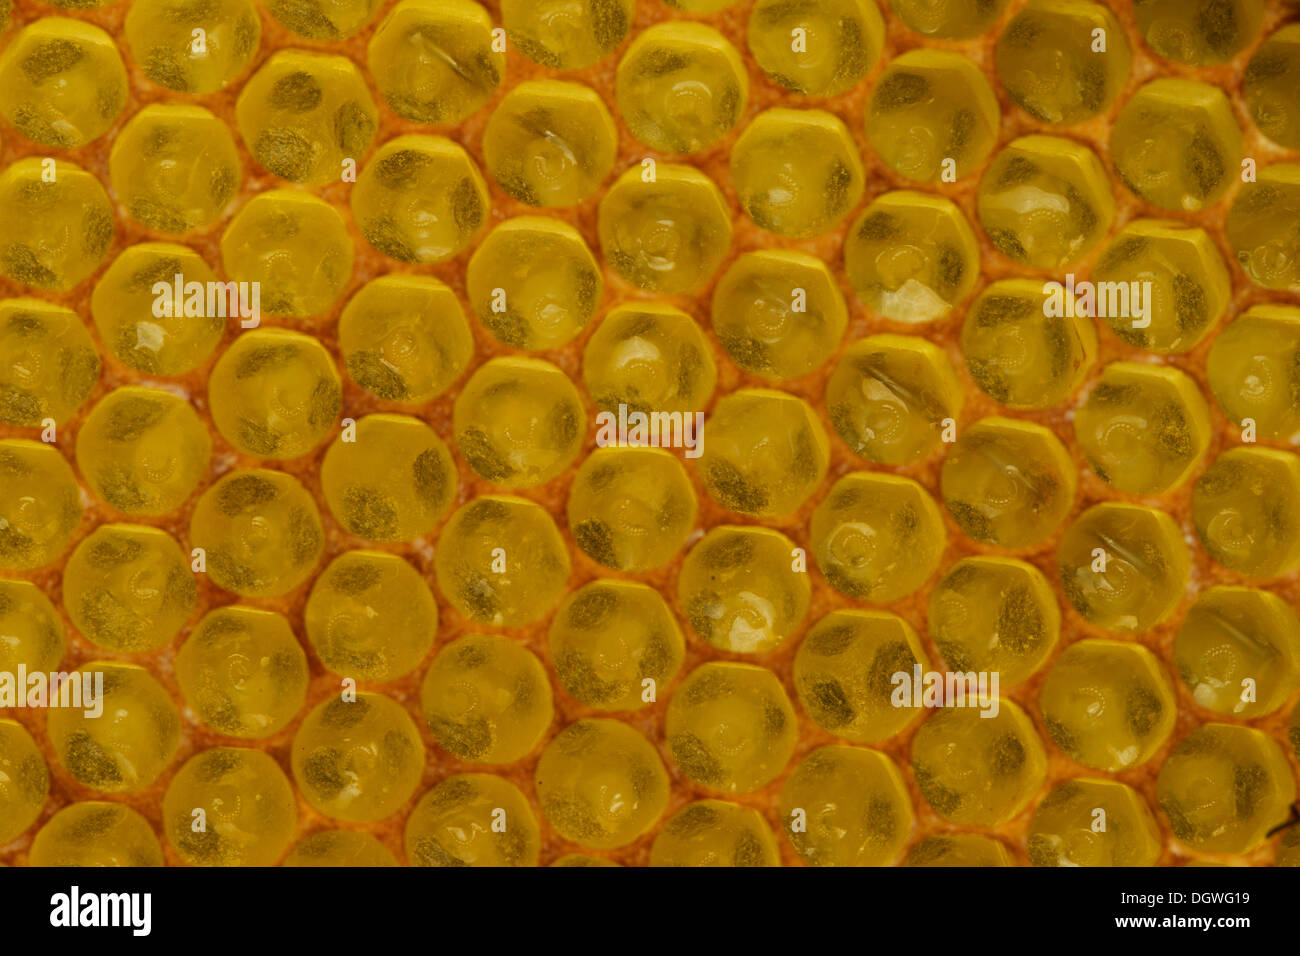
794;609;929;742
679;526;810;655
0;579;63;674
502;0;632;70
1111;80;1242;212
928;557;1059;688
434;496;571;627
1245;25;1300;149
811;472;945;601
163;747;297;865
406;774;540;866
467;218;603;350
265;0;381;40
865;51;1000;182
338;277;473;404
911;701;1047;825
28;803;164;867
305;551;437;682
124;0;260;94
453;357;583;489
995;0;1131;125
548;580;685;711
0;720;47;844
583;303;716;414
63;524;196;653
237;51;376;187
91;245;224;378
321;414;457;543
0;158;113;291
421;633;553;763
1227;164;1300;293
1133;0;1264;66
1075;363;1211;494
826;335;963;466
666;662;797;794
617;23;747;154
700;389;828;518
189;469;323;597
47;662;180;793
780;746;913;867
889;0;1009;37
76;387;211;516
552;854;620;867
712;251;848;379
650;800;780;867
731;109;864;239
599;165;732;294
903;834;1013;866
352;135;488;265
1208;305;1300;443
748;0;884;97
175;606;309;738
1193;447;1300;578
0;298;98;426
283;831;398;867
218;341;338;457
0;18;126;148
1176;587;1300;718
568;447;697;572
1058;504;1190;633
221;190;353;317
1157;724;1296;853
1028;779;1162;867
1092;220;1231;353
482;80;617;208
843;191;979;324
961;280;1097;409
369;0;503;125
978;136;1114;268
941;418;1075;549
111;105;241;234
292;693;425;823
536;720;669;849
0;440;81;570
208;329;341;460
1040;639;1176;771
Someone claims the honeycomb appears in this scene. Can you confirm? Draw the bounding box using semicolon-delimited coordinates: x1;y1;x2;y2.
1;0;1299;868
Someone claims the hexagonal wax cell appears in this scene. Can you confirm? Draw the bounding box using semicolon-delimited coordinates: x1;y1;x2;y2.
1056;504;1190;633
825;334;965;466
843;191;980;324
995;0;1132;125
617;22;748;154
1039;638;1177;771
1110;79;1242;212
865;50;999;182
960;278;1098;408
699;388;829;518
977;135;1115;268
1157;723;1296;854
236;50;377;186
1207;304;1300;443
1227;163;1300;293
1092;219;1231;353
1192;447;1300;578
731;108;865;238
1074;361;1212;494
